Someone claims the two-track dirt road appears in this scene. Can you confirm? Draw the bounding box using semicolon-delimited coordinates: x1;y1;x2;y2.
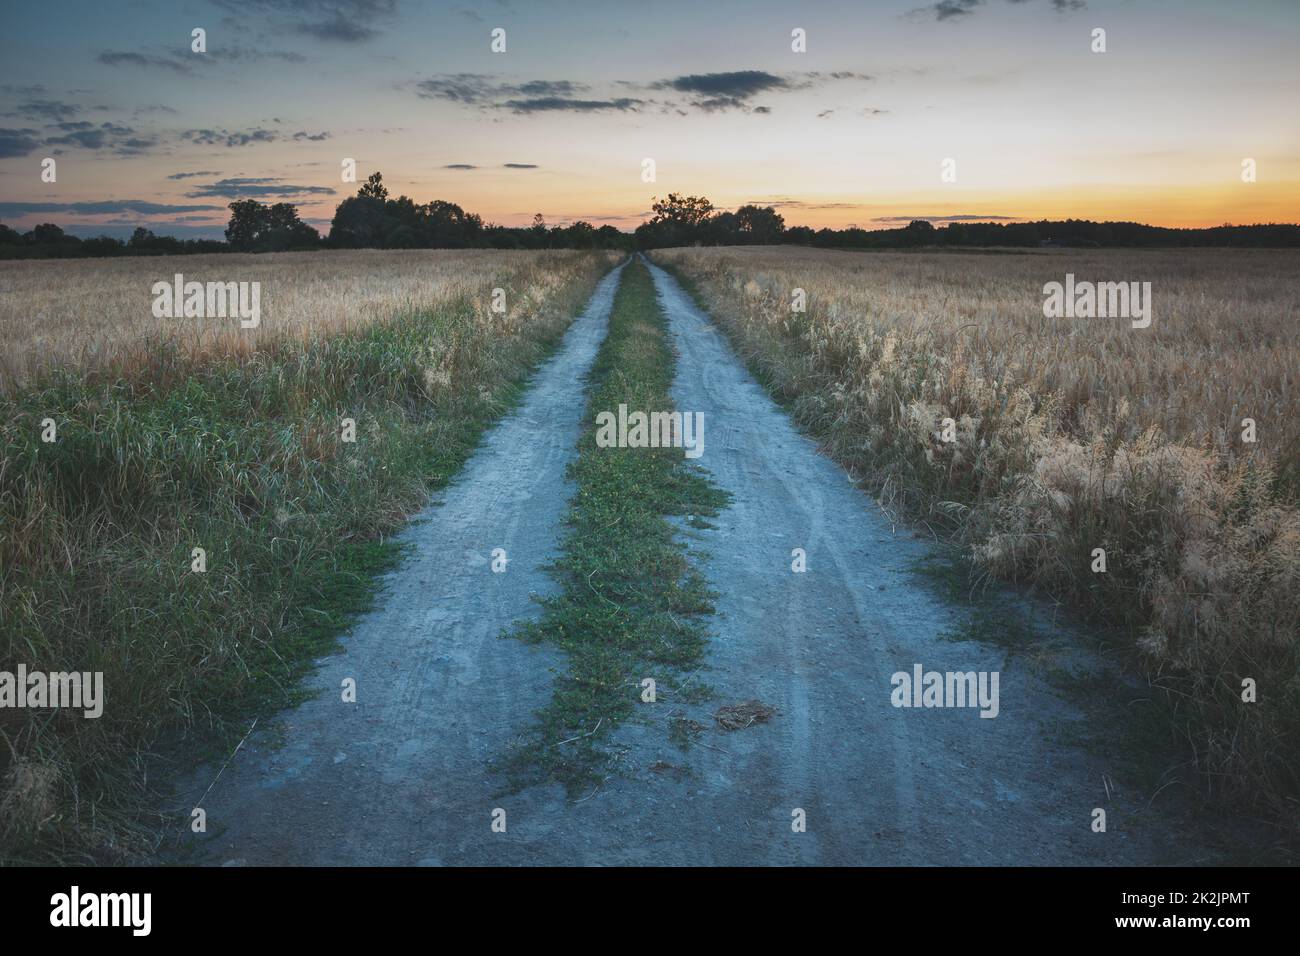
176;257;1208;865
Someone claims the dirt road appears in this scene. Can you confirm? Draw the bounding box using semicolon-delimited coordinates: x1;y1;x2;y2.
177;257;1205;865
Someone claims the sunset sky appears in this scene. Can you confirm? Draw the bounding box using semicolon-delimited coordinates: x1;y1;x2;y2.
2;0;1298;239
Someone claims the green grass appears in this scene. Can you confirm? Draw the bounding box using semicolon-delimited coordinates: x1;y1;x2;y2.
501;259;729;793
0;256;610;864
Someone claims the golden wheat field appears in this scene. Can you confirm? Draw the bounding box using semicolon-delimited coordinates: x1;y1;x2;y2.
655;246;1300;470
0;249;619;391
654;245;1300;820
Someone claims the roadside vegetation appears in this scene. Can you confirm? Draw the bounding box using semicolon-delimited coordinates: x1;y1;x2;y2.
652;245;1300;836
0;249;617;863
503;258;728;793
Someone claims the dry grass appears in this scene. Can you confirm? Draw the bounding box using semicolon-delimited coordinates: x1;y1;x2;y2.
713;700;777;731
654;245;1300;830
0;248;600;392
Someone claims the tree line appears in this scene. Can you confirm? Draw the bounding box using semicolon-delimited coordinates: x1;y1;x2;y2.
3;177;1298;260
632;192;1300;249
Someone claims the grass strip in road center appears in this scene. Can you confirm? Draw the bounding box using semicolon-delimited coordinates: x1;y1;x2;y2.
504;258;729;793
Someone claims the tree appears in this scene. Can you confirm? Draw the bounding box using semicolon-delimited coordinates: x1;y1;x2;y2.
28;223;66;244
225;200;264;250
901;219;936;247
226;199;319;251
650;193;715;229
699;210;739;245
358;172;388;201
735;205;785;244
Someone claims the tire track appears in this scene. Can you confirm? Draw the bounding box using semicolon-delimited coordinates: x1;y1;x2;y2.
172;261;626;865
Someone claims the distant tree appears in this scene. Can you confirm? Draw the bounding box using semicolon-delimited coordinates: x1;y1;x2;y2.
699;211;739;245
329;194;388;248
226;199;318;251
735;205;785;243
225;200;264;250
0;221;21;245
418;199;481;247
28;223;66;244
358;171;388;201
650;193;715;229
900;219;936;247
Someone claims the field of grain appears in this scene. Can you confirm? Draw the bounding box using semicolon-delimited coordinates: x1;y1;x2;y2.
0;249;617;862
0;249;606;392
653;245;1300;826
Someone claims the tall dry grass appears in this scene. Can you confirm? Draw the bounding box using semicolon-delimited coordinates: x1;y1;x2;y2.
0;248;618;862
0;248;590;392
653;245;1300;830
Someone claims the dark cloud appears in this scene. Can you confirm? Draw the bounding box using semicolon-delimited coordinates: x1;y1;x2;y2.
0;128;43;158
418;70;867;115
115;137;158;155
214;0;398;43
168;170;222;180
414;74;496;103
182;127;286;147
933;0;983;18
648;70;870;112
509;80;585;97
292;130;331;141
183;176;337;198
651;70;788;111
0;200;226;217
414;75;590;105
9;99;82;122
501;97;643;114
911;0;1083;21
184;128;274;147
42;121;154;155
655;71;789;98
98;51;193;73
443;163;476;169
503;163;538;169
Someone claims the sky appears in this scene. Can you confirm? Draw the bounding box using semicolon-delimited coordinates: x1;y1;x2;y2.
1;0;1298;239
